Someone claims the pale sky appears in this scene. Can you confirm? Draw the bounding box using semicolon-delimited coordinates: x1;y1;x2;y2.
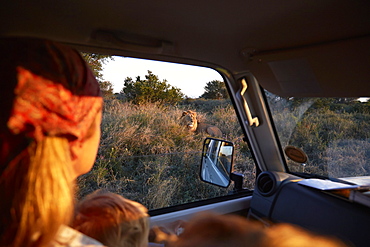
102;56;223;98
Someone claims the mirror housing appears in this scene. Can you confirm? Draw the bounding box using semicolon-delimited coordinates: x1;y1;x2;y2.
200;138;234;188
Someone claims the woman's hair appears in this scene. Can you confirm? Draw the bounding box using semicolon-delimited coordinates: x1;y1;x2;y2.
72;191;150;247
0;37;102;247
1;137;74;246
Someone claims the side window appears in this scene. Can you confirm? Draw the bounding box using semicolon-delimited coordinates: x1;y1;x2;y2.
265;90;370;180
77;55;256;210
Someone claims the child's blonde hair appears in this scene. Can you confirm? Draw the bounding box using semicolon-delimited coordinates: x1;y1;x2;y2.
72;191;149;247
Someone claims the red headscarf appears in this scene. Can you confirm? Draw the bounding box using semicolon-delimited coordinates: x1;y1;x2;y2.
0;37;102;165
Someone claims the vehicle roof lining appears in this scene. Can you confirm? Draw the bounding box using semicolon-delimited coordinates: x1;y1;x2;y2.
1;0;369;97
249;35;370;97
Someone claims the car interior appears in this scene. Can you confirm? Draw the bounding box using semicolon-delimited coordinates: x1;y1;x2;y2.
2;1;370;246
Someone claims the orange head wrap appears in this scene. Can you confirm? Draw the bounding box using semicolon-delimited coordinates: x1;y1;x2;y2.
0;37;102;166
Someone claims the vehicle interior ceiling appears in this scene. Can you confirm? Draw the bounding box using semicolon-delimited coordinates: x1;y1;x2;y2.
3;2;369;145
2;0;370;236
2;1;369;96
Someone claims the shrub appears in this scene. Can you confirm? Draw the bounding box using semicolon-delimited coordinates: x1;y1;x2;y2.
121;71;185;105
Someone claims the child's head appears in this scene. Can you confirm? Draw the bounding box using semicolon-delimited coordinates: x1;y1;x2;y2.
172;212;266;247
72;191;149;247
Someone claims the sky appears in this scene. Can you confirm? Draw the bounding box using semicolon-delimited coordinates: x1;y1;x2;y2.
102;56;223;98
102;57;370;102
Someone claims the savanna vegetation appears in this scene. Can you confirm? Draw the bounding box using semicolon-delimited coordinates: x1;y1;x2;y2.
76;98;255;210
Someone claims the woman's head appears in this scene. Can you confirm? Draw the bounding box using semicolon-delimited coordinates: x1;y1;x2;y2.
72;191;150;247
0;37;102;247
0;37;103;177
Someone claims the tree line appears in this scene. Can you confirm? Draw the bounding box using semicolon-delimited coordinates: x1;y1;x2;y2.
81;53;229;104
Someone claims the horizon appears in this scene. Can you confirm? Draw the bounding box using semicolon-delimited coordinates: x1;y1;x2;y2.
102;56;223;98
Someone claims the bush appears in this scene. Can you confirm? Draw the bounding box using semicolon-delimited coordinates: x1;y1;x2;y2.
180;98;231;113
121;71;185;105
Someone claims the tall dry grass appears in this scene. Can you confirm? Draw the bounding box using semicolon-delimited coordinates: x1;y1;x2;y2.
77;99;255;210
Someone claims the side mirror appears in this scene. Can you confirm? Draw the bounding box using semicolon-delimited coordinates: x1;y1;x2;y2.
200;138;234;188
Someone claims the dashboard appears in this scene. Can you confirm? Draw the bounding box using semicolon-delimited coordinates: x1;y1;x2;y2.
250;171;370;247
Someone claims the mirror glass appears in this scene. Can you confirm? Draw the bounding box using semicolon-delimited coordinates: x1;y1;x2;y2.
200;138;234;187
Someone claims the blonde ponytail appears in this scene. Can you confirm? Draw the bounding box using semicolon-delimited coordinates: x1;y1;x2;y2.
1;137;74;247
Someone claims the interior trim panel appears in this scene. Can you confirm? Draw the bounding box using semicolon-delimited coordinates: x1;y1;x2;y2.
150;196;251;228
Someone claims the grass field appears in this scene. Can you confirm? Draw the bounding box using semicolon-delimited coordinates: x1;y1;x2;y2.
77;98;255;210
77;96;370;210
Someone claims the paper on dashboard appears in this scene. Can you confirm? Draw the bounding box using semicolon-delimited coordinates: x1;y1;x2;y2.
298;178;359;190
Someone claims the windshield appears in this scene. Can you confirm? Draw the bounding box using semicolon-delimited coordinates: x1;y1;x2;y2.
76;55;256;211
265;91;370;180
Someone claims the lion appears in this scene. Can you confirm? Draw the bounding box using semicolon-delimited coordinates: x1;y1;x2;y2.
180;110;223;138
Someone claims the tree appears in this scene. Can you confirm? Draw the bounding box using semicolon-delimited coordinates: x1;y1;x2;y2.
81;53;113;80
121;70;185;105
99;81;114;98
81;53;115;97
201;80;229;99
